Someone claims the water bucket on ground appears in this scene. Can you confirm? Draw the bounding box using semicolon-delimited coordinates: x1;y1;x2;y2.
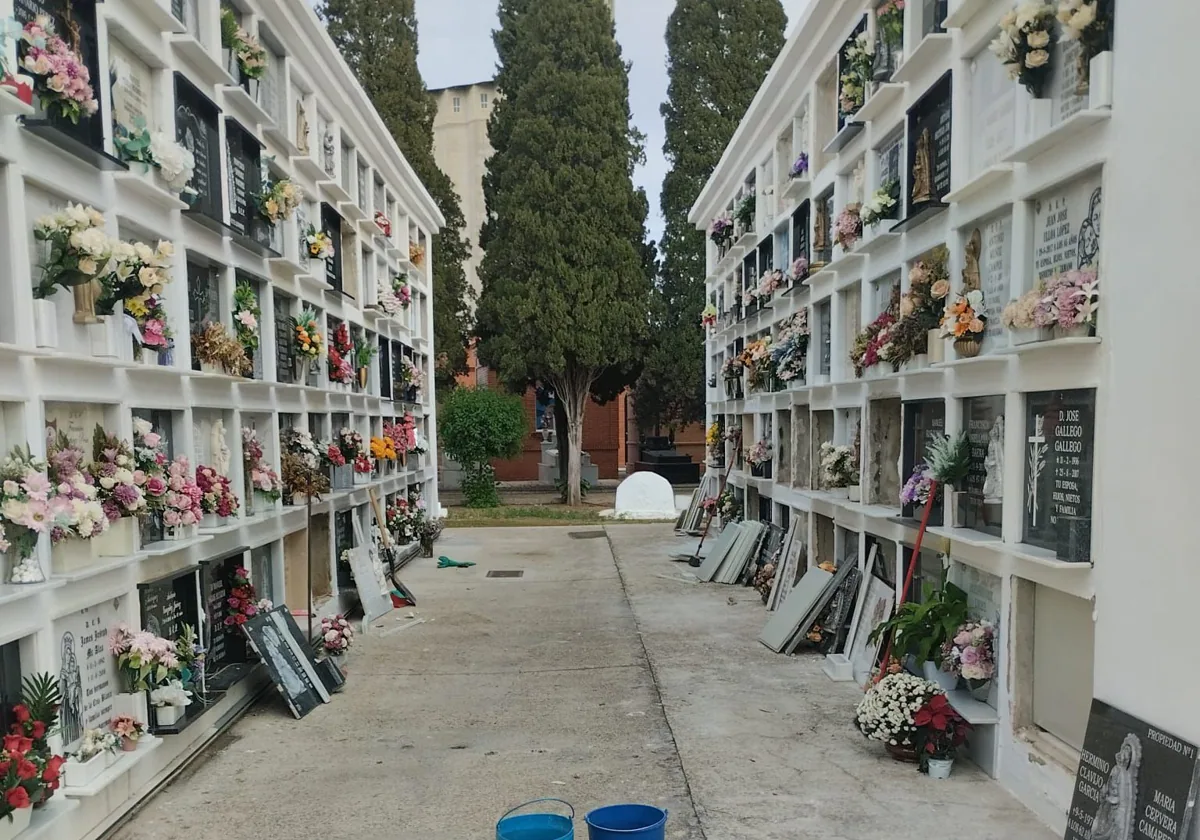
584;804;668;840
496;798;575;840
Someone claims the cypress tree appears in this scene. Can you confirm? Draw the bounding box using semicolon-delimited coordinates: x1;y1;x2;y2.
476;0;652;506
635;0;787;432
318;0;472;393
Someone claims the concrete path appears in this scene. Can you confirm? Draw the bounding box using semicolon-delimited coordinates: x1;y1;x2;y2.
113;524;1056;840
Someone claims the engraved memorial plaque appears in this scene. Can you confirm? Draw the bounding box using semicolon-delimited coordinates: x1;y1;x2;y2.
1033;171;1102;281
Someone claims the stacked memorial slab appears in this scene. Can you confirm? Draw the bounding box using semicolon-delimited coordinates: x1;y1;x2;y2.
0;0;441;836
691;0;1136;832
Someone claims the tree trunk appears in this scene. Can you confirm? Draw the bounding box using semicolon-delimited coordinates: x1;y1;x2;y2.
554;373;592;507
554;398;568;490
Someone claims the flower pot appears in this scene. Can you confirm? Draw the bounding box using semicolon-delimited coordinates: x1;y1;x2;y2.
954;337;982;358
358;367;368;388
926;329;944;364
154;704;183;727
121;736;138;752
94;516;138;557
331;464;353;490
950;490;968;528
421;539;434;558
1053;323;1092;339
847;484;861;502
826;487;849;499
967;679;993;703
0;805;31;840
51;537;97;575
926;757;954;780
64;751;107;787
294;357;309;382
200;513;221;529
885;742;918;763
163;523;193;541
749;462;766;478
32;298;59;349
353;471;370;486
140;350;161;366
923;660;959;692
200;361;223;375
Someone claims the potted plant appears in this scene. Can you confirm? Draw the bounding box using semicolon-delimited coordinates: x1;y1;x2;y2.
320;614;354;673
45;430;107;575
854;672;943;761
354;341;378;390
927;432;971;527
939;289;986;357
64;729;111;786
109;715;146;751
913;694;972;778
941;620;997;700
818;442;856;497
416;515;443;558
746;440;771;478
90;425;146;556
149;681;193;727
868;581;969;689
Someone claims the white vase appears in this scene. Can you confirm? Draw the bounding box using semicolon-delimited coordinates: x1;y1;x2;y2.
140;350;161;367
32;299;58;349
64;751;107;787
923;660;959;692
353;471;370;486
200;513;221;529
154;704;183;726
51;537;97;575
94;516;138;557
0;805;31;839
847;485;861;502
200;361;223;375
926;757;954;780
926;329;945;364
1053;323;1091;339
163;523;192;541
89;307;126;359
827;487;849;499
1010;327;1052;346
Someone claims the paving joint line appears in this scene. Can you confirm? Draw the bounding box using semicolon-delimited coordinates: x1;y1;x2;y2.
355;663;642;677
604;527;708;840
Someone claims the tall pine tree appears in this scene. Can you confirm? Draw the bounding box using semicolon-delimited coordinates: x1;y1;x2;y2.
476;0;652;506
318;0;472;393
634;0;787;432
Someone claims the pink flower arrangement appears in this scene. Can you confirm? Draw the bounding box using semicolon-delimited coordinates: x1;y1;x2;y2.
90;426;146;523
324;443;346;468
241;428;282;502
133;417;169;509
395;279;412;308
196;465;239;517
834;203;863;250
19;15;99;124
352;453;372;475
941;620;996;682
337;428;364;461
109;623;181;691
45;430;107;542
320;614;353;655
162;457;201;528
0;446;54;558
225;567;258;626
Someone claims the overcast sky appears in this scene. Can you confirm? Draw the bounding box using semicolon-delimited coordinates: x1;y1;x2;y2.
413;0;811;244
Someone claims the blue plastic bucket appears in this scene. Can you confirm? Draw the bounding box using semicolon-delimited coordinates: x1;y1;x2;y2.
496;798;575;840
584;804;668;840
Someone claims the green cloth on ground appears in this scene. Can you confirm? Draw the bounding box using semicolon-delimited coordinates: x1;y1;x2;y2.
437;556;476;568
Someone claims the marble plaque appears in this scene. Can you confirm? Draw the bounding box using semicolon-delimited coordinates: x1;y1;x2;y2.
873;273;899;315
961;395;1004;537
44;401;104;451
1023;389;1095;562
948;562;1001;625
55;596;124;748
878;134;902;192
974;214;1013;354
968;52;1015;176
1049;37;1088;126
176;74;221;221
1033;171;1102;282
906;72;953;209
818;302;832;376
109;39;154;132
791;200;809;264
902;399;944;519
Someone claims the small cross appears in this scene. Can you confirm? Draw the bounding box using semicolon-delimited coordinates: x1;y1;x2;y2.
1026;415;1046;527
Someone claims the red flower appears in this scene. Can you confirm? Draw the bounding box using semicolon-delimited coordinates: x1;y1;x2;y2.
0;761;10;777
15;758;37;780
2;735;30;756
43;755;64;784
11;706;29;725
913;694;952;730
29;721;45;740
5;786;29;809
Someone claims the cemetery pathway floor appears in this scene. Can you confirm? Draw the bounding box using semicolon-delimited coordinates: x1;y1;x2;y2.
111;524;1057;840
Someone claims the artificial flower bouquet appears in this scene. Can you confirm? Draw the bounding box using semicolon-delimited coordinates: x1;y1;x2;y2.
108;715;146;751
132;418;169;510
97;238;174;318
352;453;373;478
758;268;783;300
192;322;250;376
328;322;355;385
282;428;321;471
409;242;425;267
789;152;809;180
1058;0;1108;93
400;358;424;397
741;337;774;391
109;624;180;693
850;304;898;377
19;14;98;124
877;0;905;49
257;178;301;224
31;202;110;300
370;435;397;462
860;181;898;227
292;308;324;361
149;680;193;727
373;211;392;236
386;498;420;543
321;614;354;656
989;2;1056;97
90;426;147;528
323;441;347;469
939;288;986;345
1001;267;1098;335
232;281;260;353
337;428;364;462
162;456;202;534
242;428;282;503
196;465;239;520
772;310;810;383
709;213;734;247
395;276;413;308
854;672;943;748
68;728;119;784
834;203;863;250
0;728;59;820
45;430;108;545
715;488;742;522
788;256;810;284
734;194;755;233
839;30;873;116
129;294;173;357
940;620;996;684
220;6;266;80
113;118;197;198
225;566;258;626
303;224;335;260
746;440;772;467
819;442;857;489
900;463;937;508
0;447;53;581
701;303;717;329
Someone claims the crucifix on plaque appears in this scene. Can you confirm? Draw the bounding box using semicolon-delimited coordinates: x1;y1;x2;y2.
1025;415;1047;527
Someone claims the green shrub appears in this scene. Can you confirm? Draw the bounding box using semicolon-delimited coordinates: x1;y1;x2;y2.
439;387;527;508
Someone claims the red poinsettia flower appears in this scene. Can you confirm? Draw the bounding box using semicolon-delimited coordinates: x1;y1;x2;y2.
913;693;952;730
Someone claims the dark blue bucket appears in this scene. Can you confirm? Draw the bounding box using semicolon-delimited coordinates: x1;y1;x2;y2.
496;798;575;840
584;804;668;840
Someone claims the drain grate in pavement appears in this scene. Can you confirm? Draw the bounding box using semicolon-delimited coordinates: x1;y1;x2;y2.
568;530;607;540
486;570;524;578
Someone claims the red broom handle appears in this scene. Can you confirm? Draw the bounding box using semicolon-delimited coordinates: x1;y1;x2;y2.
873;479;939;684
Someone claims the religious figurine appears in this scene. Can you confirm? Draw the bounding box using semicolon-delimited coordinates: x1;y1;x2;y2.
811;196;830;269
1089;734;1141;840
911;127;933;204
982;415;1004;504
72;278;99;324
295;101;310;155
211;418;231;477
851;159;866;205
322;128;336;176
962;228;982;292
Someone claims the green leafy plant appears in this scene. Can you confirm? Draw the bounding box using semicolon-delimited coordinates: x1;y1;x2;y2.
18;672;61;749
928;432;971;485
734;193;756;232
355;340;378;370
556;475;591;503
220;6;239;49
439;387;527;508
232;282;260;352
113;117;153;165
868;581;969;666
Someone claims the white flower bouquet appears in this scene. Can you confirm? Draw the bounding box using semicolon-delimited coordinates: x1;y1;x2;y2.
989;2;1056;97
854;672;943;746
